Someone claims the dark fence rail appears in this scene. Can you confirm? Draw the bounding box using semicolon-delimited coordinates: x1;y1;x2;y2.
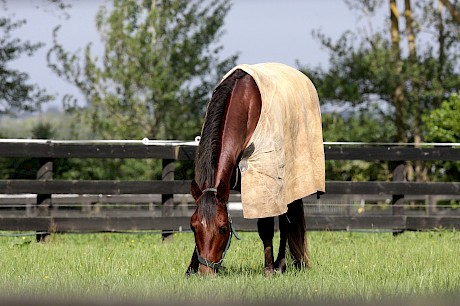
0;140;459;233
0;180;459;196
1;141;459;160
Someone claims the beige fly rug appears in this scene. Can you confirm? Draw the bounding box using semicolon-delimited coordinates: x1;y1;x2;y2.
220;63;325;219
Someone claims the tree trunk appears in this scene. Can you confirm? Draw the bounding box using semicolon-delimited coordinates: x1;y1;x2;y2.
390;0;401;59
439;0;460;25
390;0;407;143
437;0;446;108
404;0;426;182
405;0;417;61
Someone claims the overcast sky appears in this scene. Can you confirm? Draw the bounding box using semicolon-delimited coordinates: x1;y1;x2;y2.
7;0;386;111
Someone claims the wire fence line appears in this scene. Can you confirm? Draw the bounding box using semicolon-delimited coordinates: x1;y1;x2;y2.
1;138;459;147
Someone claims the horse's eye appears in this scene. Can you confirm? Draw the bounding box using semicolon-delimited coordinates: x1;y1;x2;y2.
190;225;196;233
219;226;228;235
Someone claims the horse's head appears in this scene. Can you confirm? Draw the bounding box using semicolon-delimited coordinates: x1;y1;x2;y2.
190;180;235;275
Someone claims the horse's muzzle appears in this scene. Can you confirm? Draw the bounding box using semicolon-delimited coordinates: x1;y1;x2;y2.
198;264;217;275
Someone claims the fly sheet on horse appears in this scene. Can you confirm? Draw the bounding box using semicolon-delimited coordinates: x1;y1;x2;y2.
220;63;325;219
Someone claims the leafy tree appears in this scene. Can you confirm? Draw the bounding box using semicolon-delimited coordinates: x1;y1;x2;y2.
322;107;396;143
322;107;394;181
422;93;460;183
0;2;61;177
46;0;237;180
423;93;460;143
439;0;460;26
0;0;72;119
0;121;56;179
303;0;460;181
0;16;52;115
48;0;237;140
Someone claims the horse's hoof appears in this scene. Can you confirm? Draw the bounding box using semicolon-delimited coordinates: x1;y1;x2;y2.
275;258;287;273
263;267;274;277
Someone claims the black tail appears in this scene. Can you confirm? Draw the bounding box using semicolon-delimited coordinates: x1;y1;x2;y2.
286;199;310;268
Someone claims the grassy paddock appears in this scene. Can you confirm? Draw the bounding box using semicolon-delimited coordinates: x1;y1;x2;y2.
0;230;459;303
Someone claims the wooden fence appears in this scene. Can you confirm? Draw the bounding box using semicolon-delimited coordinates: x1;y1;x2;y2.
0;140;459;233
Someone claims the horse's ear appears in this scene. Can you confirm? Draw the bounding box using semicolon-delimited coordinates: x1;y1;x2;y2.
216;180;229;204
190;180;202;201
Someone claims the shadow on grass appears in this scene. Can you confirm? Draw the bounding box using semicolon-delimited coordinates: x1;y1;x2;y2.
219;264;262;276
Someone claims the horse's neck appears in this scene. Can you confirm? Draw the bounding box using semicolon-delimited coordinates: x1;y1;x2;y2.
213;124;245;190
214;76;260;188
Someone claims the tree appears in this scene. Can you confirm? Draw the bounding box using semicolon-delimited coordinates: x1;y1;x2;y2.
302;0;460;181
322;107;395;181
0;121;56;179
423;93;460;143
422;92;460;183
48;0;237;140
439;0;460;25
0;0;73;118
0;16;52;115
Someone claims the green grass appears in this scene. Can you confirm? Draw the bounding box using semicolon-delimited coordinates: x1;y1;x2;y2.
1;230;459;303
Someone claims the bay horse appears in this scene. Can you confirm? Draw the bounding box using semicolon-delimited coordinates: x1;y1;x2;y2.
186;63;324;276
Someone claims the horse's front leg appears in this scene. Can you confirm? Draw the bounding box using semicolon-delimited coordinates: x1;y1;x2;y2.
185;247;199;276
257;217;275;277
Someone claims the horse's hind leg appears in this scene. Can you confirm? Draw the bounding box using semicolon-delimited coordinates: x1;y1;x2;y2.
274;214;288;273
257;217;275;276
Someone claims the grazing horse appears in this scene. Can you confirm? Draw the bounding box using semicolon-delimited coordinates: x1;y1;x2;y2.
186;63;325;276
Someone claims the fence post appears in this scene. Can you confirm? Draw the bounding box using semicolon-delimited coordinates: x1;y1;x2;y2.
426;195;435;215
391;161;405;235
36;158;53;242
162;159;175;241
